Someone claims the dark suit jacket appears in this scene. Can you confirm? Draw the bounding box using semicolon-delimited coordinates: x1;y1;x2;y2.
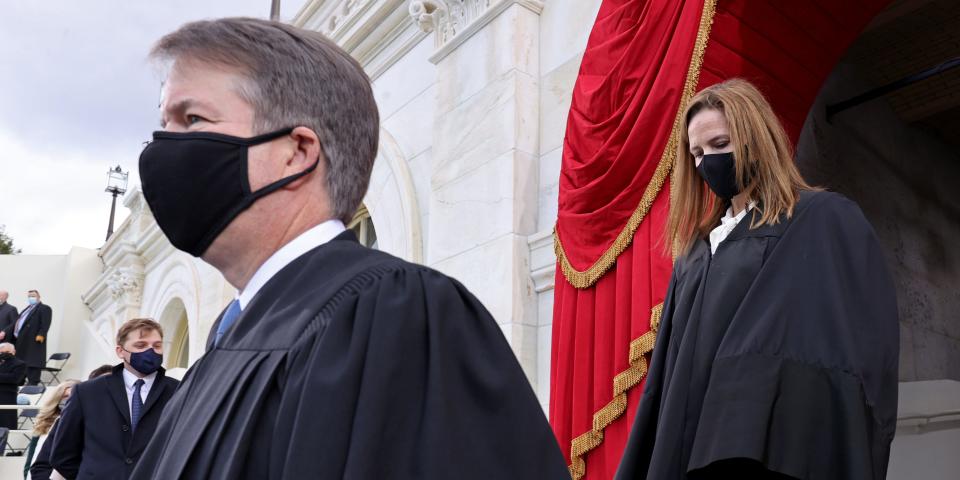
0;354;25;429
3;302;52;367
0;302;17;334
50;364;179;480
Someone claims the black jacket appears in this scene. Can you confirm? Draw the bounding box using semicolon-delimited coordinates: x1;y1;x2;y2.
3;302;52;367
0;302;17;334
50;364;179;479
0;354;25;429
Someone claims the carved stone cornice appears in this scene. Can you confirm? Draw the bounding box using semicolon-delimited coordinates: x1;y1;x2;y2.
408;0;544;63
293;0;426;81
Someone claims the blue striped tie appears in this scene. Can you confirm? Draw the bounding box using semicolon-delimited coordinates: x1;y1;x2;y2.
214;300;242;346
131;379;144;431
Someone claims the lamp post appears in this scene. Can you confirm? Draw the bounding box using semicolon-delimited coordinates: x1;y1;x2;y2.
105;165;129;241
270;0;281;20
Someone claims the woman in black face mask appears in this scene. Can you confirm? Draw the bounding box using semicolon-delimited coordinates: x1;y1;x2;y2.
616;79;899;480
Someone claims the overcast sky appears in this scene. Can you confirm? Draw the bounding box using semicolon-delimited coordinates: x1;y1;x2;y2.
0;0;307;254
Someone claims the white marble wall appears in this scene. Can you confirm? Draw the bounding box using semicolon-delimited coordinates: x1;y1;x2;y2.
366;35;436;262
427;2;542;389
532;0;602;408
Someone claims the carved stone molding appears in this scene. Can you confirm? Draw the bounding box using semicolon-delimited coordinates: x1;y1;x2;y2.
294;1;425;81
408;0;543;63
408;0;453;47
105;266;145;306
321;0;369;37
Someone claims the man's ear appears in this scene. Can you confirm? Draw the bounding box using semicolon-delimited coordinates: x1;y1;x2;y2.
281;126;325;190
288;126;323;170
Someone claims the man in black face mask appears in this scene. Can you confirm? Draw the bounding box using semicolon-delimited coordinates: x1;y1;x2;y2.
132;17;567;480
50;319;179;480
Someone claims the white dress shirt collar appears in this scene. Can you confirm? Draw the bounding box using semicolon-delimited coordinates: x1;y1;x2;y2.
708;201;756;255
237;219;346;310
122;367;157;391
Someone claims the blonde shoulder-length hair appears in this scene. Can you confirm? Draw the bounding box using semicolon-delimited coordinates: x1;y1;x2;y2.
667;78;816;255
32;379;81;436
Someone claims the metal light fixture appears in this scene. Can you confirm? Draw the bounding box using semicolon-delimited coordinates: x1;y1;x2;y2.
104;165;129;241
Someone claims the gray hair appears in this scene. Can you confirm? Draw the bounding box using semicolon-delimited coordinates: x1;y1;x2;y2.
150;17;380;224
0;342;14;354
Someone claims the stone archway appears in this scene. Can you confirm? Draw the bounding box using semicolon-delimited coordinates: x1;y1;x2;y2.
796;0;960;384
140;256;204;368
795;3;960;477
362;128;424;263
157;297;190;368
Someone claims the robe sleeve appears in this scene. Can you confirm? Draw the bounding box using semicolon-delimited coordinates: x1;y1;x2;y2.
273;266;569;479
686;193;899;479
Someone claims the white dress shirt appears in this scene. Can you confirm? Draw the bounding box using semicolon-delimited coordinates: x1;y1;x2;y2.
122;367;156;419
237;219;347;310
708;201;756;255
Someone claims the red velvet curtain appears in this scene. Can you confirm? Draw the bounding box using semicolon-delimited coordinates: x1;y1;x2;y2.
550;1;893;479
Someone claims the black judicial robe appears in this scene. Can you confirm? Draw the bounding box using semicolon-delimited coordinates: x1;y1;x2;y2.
616;191;899;480
131;231;568;479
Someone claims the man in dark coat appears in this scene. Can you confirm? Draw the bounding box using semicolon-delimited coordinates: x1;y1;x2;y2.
131;17;567;480
0;342;26;430
0;290;51;385
50;318;179;480
0;291;18;334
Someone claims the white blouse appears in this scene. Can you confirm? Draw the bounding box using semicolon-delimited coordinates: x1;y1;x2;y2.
708;202;756;255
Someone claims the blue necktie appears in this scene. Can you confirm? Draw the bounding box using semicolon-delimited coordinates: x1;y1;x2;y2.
215;300;242;346
131;379;144;431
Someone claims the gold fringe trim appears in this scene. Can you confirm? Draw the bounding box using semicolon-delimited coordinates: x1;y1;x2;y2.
555;0;718;290
568;303;664;480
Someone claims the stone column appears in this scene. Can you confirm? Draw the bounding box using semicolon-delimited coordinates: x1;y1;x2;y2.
411;0;543;383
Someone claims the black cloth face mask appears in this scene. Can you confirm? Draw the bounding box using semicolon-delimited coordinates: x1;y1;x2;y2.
139;127;318;257
696;151;741;200
123;347;163;376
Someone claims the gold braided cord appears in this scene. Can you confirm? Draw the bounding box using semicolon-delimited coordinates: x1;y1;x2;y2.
555;0;718;290
568;303;664;480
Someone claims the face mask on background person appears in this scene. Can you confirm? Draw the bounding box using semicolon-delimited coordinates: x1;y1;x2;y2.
123;347;163;376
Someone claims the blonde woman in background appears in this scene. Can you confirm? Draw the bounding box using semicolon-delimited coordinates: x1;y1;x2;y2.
26;365;111;480
24;379;79;480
